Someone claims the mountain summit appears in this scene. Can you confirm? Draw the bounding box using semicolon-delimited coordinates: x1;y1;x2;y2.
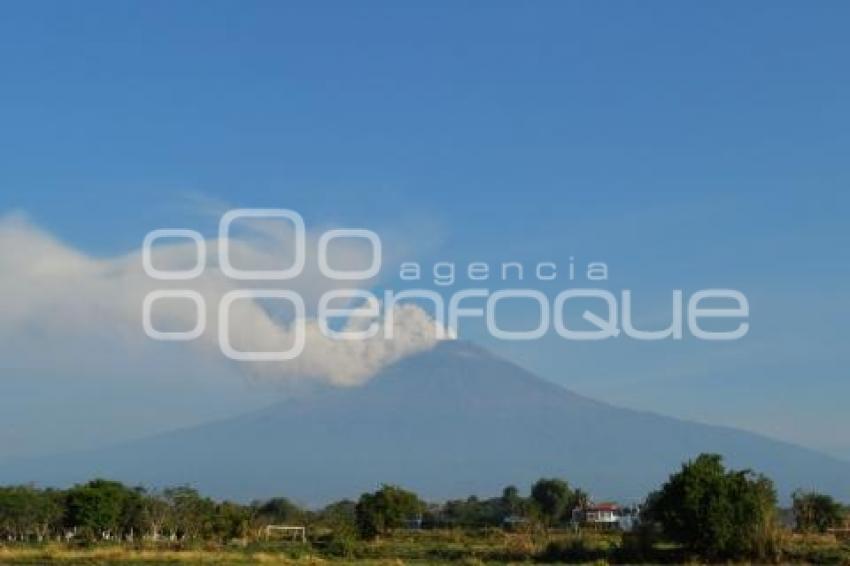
6;341;850;504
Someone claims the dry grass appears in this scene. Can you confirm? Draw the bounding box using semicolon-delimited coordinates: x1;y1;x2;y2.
2;531;848;564
0;544;458;565
0;544;330;565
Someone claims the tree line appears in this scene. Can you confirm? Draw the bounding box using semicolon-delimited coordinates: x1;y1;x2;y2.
0;454;847;562
0;479;591;543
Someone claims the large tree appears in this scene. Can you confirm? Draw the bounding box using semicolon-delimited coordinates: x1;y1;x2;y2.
64;479;144;540
163;486;216;540
142;491;173;540
355;485;423;539
0;486;63;541
530;478;574;526
253;497;306;525
643;453;779;561
500;485;526;517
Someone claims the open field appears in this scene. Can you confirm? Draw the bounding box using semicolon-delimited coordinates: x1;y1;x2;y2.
1;531;849;565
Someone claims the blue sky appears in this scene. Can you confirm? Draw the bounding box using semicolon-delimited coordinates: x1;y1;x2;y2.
1;2;849;459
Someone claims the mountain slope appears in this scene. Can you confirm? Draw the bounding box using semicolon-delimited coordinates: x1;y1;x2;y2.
5;341;849;505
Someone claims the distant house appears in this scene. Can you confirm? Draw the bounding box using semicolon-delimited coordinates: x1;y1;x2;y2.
571;502;638;531
585;503;619;526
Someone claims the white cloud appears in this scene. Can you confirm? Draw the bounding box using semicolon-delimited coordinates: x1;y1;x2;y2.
0;212;448;388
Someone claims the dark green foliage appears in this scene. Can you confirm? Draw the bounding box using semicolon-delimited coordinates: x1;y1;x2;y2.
500;485;525;516
643;453;780;561
530;478;574;525
0;485;64;541
210;501;250;541
318;499;357;534
792;489;845;533
140;491;171;540
314;501;358;558
0;479;317;544
253;497;305;525
64;479;144;540
162;486;216;540
355;484;424;539
437;496;501;527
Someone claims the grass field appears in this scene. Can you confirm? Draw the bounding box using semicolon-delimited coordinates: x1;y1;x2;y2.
0;530;848;564
0;530;850;565
2;530;582;565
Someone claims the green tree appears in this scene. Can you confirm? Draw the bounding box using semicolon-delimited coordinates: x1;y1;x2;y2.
573;488;589;509
163;486;216;540
211;501;250;542
643;454;779;561
319;499;357;532
319;500;358;557
440;495;505;527
792;490;844;534
65;479;143;540
253;497;305;525
142;491;173;540
501;485;524;516
0;486;63;541
355;485;423;539
530;478;574;526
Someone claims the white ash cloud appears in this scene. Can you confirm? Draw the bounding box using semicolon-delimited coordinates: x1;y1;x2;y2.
0;212;448;387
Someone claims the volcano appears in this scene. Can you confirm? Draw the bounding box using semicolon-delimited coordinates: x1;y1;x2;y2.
5;341;850;505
